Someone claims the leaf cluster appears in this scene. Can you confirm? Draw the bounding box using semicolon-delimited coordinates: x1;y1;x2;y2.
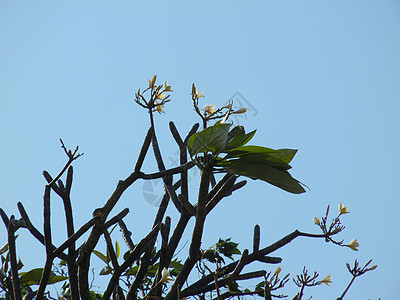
188;121;305;194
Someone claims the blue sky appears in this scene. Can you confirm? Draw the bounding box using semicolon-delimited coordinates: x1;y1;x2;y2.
1;1;399;298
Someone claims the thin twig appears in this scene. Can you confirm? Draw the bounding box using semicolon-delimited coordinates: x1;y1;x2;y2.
47;139;83;187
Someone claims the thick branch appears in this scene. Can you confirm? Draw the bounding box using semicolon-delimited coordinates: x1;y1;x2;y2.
138;161;195;180
103;229;119;269
182;229;331;297
253;224;260;252
205;175;237;215
118;219;134;251
165;168;211;300
43;185;52;256
134;128;153;172
17;202;68;260
7;217;22;300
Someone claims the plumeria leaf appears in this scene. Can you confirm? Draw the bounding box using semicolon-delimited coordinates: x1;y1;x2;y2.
99;265;112;275
90;291;103;300
123;265;139;276
219;153;292;171
226;146;297;164
187;122;232;157
115;241;120;259
188;123;305;194
227;163;305;194
0;235;18;255
17;257;23;270
168;260;183;270
19;268;68;285
93;250;109;265
0;243;9;255
225;126;256;150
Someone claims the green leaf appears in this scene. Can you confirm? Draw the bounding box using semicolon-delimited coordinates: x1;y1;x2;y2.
228;163;305;194
109;224;118;234
16;257;23;270
0;235;18;255
90;291;103;300
19;268;67;285
123;265;139;276
93;250;109;265
225;126;256;150
227;146;297;164
99;265;112;275
0;243;8;255
187;122;232;157
220;153;292;171
216;238;240;260
168;260;183;269
1;254;9;274
115;241;120;259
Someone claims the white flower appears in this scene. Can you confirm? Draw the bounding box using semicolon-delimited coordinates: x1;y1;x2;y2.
196;90;205;98
203;104;215;114
161;267;174;282
347;239;359;251
148;75;157;88
153;101;165;114
163;81;173;92
319;274;332;286
338;202;350;215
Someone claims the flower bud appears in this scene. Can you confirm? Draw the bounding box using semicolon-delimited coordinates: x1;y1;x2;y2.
273;267;282;277
234;108;247;114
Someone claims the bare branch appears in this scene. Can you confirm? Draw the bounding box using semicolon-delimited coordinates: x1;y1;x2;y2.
118;219;134;251
7;216;22;300
17;202;68;260
47;139;83;188
253;224;260;252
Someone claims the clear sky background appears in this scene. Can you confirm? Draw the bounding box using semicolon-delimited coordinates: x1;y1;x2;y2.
1;1;399;299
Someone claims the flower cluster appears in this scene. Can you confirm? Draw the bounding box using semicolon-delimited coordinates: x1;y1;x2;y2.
313;203;359;251
191;84;247;128
134;75;173;114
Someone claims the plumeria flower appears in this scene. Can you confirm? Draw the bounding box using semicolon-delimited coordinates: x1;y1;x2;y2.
161;267;174;282
153;102;165;114
338;202;350;215
148;75;157;89
155;91;166;100
313;217;320;225
163;81;173;92
196;90;204;99
203;104;216;115
347;239;359;251
319;274;332;286
192;87;204;99
191;84;205;100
